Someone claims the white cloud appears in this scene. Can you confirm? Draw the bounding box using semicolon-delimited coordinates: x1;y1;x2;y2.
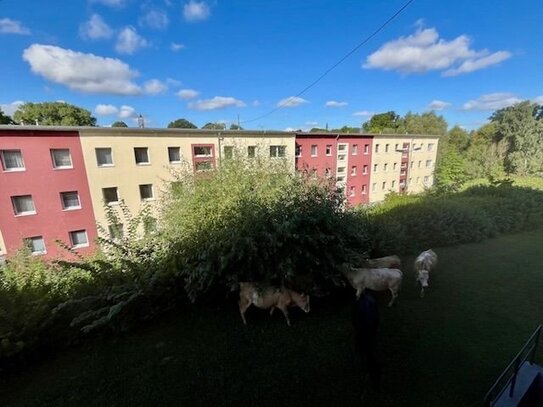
284;127;297;132
252;100;260;107
118;105;136;118
22;44;142;95
139;10;169;30
188;96;246;111
144;79;167;94
166;78;182;87
462;93;522;111
95;104;118;115
183;1;210;22
177;89;199;100
534;96;543;104
115;27;150;54
277;96;309;108
0;101;24;116
79;14;113;40
0;18;30;35
325;100;348;108
170;42;185;52
427;100;451;111
364;26;511;76
90;0;124;7
306;121;318;126
352;111;374;117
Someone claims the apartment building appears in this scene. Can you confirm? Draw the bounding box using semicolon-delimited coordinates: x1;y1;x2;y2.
369;135;439;203
295;133;373;205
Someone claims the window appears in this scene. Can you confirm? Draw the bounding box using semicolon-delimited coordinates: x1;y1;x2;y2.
372;183;376;192
384;163;388;172
195;161;213;171
144;217;157;234
418;161;422;168
194;146;212;157
382;181;386;190
391;180;395;188
351;166;357;176
311;145;318;156
426;160;433;168
26;236;46;255
417;177;420;183
375;144;379;153
51;149;72;169
385;144;389;153
1;150;25;171
361;184;367;195
393;162;397;170
70;230;89;248
295;144;302;157
134;147;150;165
248;146;256;158
373;164;378;172
352;144;358;155
349;186;355;197
168;147;181;163
338;144;347;151
410;161;414;169
338;154;346;161
337;176;345;182
424;176;430;183
428;143;434;151
96;148;113;166
60;191;81;210
224;146;234;159
364;144;369;154
108;224;123;241
139;184;154;201
337;166;346;174
324;168;332;177
395;144;399;151
270;145;286;158
12;195;36;215
326;145;332;156
102;187;119;205
363;165;368;175
420;143;424;150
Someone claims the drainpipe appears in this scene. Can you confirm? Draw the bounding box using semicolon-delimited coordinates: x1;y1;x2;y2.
217;132;223;165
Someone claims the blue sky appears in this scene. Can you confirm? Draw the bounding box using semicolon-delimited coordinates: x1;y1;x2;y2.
1;0;542;130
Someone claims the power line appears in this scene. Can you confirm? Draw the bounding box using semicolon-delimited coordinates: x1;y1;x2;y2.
241;0;415;124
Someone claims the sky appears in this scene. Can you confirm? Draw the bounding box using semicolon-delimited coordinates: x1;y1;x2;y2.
1;0;542;131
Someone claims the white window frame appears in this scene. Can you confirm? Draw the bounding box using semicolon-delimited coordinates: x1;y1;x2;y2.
385;144;389;153
361;184;367;195
326;145;332;156
363;165;368;175
248;146;257;158
384;163;388;172
426;159;433;168
168;147;181;164
27;236;46;255
51;149;73;169
12;195;36;216
375;144;380;153
352;144;358;155
295;145;302;157
270;145;286;158
102;187;119;205
223;146;234;159
139;184;154;201
382;181;386;190
373;164;378;173
1;149;25;172
134;147;150;165
60;191;81;211
194;146;213;158
311;144;318;157
96;148;114;167
70;230;89;249
428;143;434;152
364;144;369;155
351;166;357;176
349;186;356;197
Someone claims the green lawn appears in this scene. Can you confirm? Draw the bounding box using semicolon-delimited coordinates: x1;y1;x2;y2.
2;229;543;407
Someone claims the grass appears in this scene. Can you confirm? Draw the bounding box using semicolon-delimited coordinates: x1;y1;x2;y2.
1;229;543;407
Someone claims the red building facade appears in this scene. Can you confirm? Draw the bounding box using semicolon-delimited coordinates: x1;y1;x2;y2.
295;133;373;206
0;130;97;259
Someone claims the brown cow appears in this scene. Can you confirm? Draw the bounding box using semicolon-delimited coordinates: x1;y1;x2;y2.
366;255;401;269
238;282;310;326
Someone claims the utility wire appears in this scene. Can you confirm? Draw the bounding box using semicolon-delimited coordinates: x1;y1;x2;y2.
241;0;415;124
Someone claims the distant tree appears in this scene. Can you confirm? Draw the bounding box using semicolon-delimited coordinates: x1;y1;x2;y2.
202;122;226;130
403;112;447;135
310;127;328;133
434;148;468;192
331;126;360;133
13;102;96;126
491;101;543;176
229;123;243;130
112;121;128;128
167;118;197;129
362;111;401;133
447;125;470;151
0;108;14;124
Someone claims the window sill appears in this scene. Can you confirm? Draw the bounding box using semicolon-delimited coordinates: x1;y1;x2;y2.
106;202;120;206
15;211;37;217
31;251;46;256
62;206;82;211
136;163;151;166
72;244;89;249
3;168;26;172
98;164;115;168
141;198;155;202
53;166;73;170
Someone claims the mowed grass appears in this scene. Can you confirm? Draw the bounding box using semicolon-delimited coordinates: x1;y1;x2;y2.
1;229;543;407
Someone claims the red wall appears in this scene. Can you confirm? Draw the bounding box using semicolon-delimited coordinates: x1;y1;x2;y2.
0;130;97;259
295;134;373;205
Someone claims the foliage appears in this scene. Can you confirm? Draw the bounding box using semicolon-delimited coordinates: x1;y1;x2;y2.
435;147;468;192
161;157;370;300
402;111;448;135
362;111;401;133
167;118;197;129
229;123;243;130
202;122;226;130
13;102;97;126
447;125;470;151
111;121;128;128
0;108;15;124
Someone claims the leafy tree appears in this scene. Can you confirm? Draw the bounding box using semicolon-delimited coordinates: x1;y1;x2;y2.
13;102;96;126
167;118;197;129
202;122;226;130
330;125;361;133
434;148;468;192
403;112;447;135
447;125;470;151
229;123;243;130
111;121;128;128
362;111;401;133
464;123;506;179
491;101;543;176
0;108;14;124
309;127;328;133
